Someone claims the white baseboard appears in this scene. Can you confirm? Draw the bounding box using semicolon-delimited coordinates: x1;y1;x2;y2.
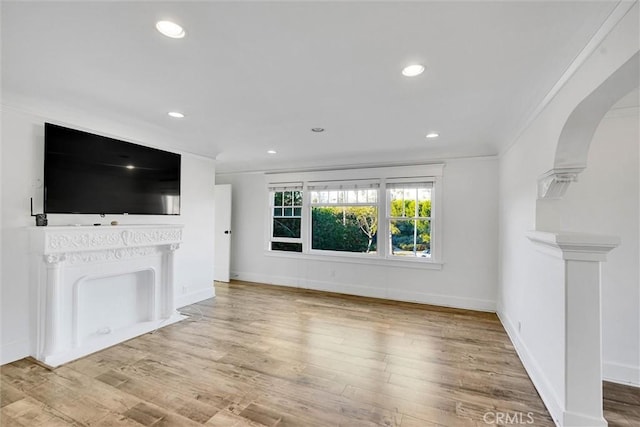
562;411;607;427
232;271;496;312
388;288;495;312
604;361;640;387
0;338;30;365
497;310;562;427
175;286;215;309
498;313;608;426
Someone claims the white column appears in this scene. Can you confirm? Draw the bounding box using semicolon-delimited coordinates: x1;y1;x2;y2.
527;231;619;427
162;243;180;318
42;254;66;358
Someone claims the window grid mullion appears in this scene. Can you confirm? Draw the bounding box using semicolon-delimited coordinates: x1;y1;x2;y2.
270;190;303;253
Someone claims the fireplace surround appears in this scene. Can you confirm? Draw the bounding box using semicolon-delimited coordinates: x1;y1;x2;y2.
29;224;185;367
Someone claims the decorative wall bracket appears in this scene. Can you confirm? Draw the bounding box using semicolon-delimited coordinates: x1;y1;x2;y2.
537;167;584;199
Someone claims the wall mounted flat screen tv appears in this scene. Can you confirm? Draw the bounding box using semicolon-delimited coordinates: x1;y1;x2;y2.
44;123;181;215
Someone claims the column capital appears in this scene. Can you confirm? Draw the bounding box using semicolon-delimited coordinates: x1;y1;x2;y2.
526;231;620;261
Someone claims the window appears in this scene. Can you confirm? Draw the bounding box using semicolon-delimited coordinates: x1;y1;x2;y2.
308;182;379;254
386;181;433;259
269;183;303;252
266;164;443;265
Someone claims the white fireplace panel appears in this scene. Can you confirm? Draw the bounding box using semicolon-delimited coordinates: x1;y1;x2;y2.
75;270;155;347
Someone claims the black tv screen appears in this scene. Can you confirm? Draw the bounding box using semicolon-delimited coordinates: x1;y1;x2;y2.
44;123;181;215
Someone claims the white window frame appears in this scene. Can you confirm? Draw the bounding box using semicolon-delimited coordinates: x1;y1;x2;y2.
267;182;303;252
307;180;380;257
265;164;444;269
384;179;437;263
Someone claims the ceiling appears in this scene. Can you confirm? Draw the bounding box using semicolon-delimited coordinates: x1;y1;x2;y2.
2;1;621;173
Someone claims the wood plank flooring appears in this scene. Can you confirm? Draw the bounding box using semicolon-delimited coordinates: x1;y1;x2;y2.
604;381;640;426
1;280;638;426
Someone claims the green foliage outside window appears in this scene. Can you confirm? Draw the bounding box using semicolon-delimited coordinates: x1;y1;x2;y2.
311;206;377;253
272;186;432;257
390;199;431;254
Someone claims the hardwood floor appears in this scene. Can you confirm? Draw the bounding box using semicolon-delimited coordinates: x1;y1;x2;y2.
604;381;640;426
1;280;637;426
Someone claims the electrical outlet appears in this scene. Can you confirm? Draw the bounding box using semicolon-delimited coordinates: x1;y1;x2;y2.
518;321;522;333
182;285;188;294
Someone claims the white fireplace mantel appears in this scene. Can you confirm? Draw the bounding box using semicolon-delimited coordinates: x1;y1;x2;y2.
29;224;185;367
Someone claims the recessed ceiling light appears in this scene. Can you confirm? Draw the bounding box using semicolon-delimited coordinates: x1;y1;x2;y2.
402;64;425;77
156;21;186;39
168;111;185;118
425;132;440;139
267;150;277;155
311;128;325;133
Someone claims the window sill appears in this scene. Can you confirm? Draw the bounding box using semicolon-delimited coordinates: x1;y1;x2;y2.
264;250;444;270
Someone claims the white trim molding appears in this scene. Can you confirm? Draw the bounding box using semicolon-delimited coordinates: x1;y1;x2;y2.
604;361;640;387
526;231;620;261
497;310;563;426
232;271;495;312
176;286;216;310
0;339;31;366
501;0;638;159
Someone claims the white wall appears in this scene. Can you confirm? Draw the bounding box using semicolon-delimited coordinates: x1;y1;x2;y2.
0;106;216;364
498;3;639;424
558;108;639;385
216;157;499;312
498;94;569;421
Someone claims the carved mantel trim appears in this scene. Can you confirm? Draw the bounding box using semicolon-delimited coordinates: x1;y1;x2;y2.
42;225;183;254
64;246;163;265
